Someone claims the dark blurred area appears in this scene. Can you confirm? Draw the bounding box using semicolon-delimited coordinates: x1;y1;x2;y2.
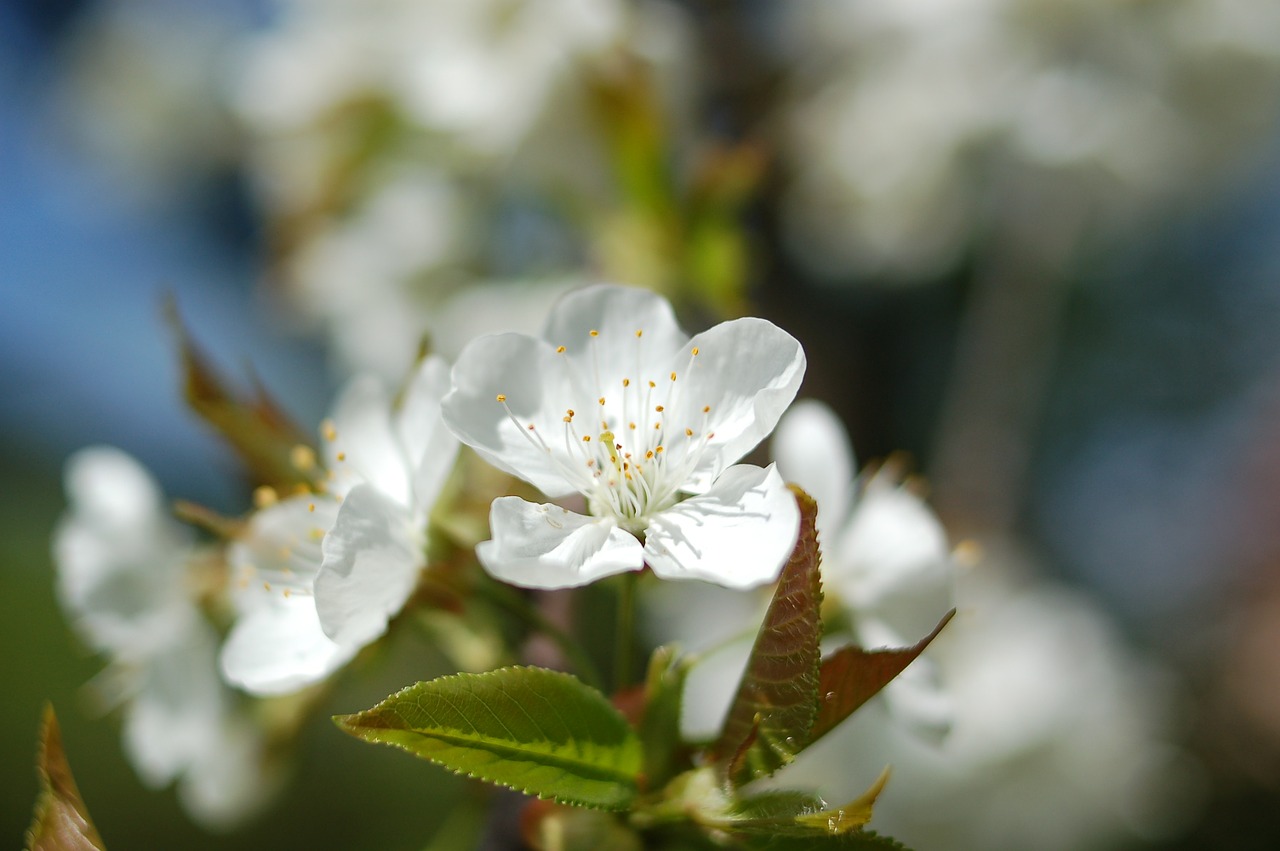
5;0;1280;848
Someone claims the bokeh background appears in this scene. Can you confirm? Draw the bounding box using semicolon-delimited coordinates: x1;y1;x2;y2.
5;0;1280;848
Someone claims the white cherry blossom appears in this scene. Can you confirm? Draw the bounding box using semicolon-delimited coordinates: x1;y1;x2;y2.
219;355;458;694
52;446;276;828
443;284;805;590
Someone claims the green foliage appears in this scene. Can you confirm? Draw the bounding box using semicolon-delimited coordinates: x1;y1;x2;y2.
26;705;105;851
712;768;889;840
808;611;956;747
166;300;318;492
712;487;823;784
334;667;643;810
744;830;916;851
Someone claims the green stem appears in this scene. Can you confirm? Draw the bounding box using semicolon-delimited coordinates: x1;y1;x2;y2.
474;578;605;691
614;570;639;692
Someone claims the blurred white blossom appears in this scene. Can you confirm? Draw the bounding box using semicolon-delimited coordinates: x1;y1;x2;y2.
230;0;695;377
49;0;241;207
53;447;277;829
779;0;1280;280
772;551;1203;851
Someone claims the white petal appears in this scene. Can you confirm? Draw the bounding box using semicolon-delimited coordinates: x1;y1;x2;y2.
63;446;165;530
219;594;357;696
644;464;799;589
771;399;855;534
443;332;578;497
178;716;279;830
395;354;460;522
540;283;688;392
325;374;411;505
667;318;806;491
54;447;193;657
833;474;953;644
122;623;225;787
477;496;643;589
314;483;422;647
227;496;337;615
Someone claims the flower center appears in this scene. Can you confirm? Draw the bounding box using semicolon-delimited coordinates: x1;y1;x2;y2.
495;328;717;535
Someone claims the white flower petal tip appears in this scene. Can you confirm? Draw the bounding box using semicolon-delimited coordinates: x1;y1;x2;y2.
443;283;806;589
772;399;856;528
645;463;800;589
218;596;357;696
477;496;644;589
315;483;422;646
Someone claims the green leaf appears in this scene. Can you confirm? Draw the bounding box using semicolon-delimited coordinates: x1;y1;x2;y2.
712;486;823;784
26;704;106;851
334;667;643;810
638;646;693;789
166;300;317;492
691;767;890;844
807;611;955;747
719;768;890;839
745;830;915;850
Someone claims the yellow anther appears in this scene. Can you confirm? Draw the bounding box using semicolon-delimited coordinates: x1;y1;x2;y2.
283;588;292;598
670;371;678;381
655;405;665;413
646;450;654;459
557;345;567;354
308;502;316;513
622;378;630;387
649;380;656;388
336;452;346;462
263;582;272;591
496;394;507;402
635;329;643;338
583;435;592;442
629;422;637;430
685;428;694;437
703;405;711;413
692;347;699;356
253;485;278;509
656;446;665;454
291;444;317;472
321;419;337;441
563;416;573;423
598;397;606;405
590;329;599;337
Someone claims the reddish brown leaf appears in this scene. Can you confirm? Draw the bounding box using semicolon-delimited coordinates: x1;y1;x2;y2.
166;299;317;492
26;705;106;851
711;486;823;784
808;610;955;746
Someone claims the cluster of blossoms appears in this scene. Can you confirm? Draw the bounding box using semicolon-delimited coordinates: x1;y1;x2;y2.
778;0;1280;280
50;285;811;821
49;285;1188;849
227;0;695;379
